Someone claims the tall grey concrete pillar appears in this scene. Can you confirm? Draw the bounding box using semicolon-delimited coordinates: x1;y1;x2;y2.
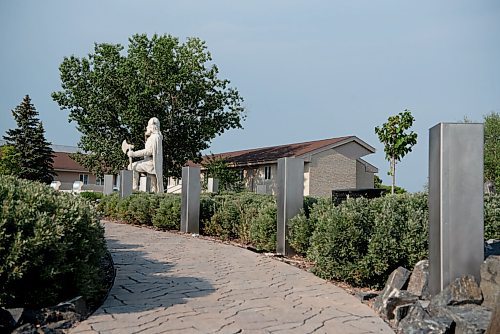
428;123;484;295
103;175;114;195
276;157;304;255
181;166;200;234
120;170;133;198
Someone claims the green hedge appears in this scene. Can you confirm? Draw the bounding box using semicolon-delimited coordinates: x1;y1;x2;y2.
0;175;106;308
99;191;500;289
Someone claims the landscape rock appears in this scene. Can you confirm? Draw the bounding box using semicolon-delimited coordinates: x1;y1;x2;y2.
374;266;412;316
486;294;499;334
480;255;500;310
407;260;431;300
398;302;430;326
356;291;379;301
7;308;24;326
429;275;483;308
430;304;491;334
374;287;418;320
0;307;16;333
485;239;500;258
54;296;87;316
398;317;455;334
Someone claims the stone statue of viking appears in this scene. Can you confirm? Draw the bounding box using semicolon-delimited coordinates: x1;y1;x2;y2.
127;117;164;193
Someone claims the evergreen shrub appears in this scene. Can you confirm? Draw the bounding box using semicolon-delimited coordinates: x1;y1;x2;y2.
306;193;428;288
485;194;500;240
152;194;181;230
0;175;106;308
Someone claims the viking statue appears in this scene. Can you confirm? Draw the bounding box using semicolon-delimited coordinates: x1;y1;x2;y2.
126;117;164;193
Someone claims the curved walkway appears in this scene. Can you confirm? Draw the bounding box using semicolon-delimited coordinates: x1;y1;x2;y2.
71;221;393;334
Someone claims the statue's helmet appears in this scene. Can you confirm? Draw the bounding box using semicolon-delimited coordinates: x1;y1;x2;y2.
147;117;161;132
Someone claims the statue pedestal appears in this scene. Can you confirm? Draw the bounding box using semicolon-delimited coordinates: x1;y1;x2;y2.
139;175;151;192
120;170;133;198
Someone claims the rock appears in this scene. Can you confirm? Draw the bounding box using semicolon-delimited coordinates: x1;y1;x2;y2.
12;323;37;334
398;317;455;334
6;308;24;326
54;296;87;316
485;239;500;258
430;304;491;334
486;294;499;334
373;266;412;316
384;266;412;291
480;255;500;310
0;307;16;333
374;287;418;320
407;260;431;300
393;303;412;327
355;291;378;301
429;275;483;308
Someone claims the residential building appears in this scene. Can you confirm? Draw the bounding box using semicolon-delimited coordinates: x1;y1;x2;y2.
173;136;378;197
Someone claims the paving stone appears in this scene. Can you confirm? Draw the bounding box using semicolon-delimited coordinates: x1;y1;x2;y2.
70;221;393;334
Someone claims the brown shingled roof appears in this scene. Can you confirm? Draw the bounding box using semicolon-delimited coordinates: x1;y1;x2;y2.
196;136;356;167
52;152;87;172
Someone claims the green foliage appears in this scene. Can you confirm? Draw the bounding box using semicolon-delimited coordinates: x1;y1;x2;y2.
80;191;104;202
52;34;245;180
304;194;428;288
374;175;405;194
248;202;277;251
0;145;21;176
202;155;243;192
97;193;121;218
3;95;55;184
375;110;417;194
484;112;500;190
152;195;181;230
485;194;500;240
0;175;106;308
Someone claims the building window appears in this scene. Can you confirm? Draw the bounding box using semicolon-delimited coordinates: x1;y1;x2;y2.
79;174;89;185
96;176;104;185
239;170;245;181
264;166;272;180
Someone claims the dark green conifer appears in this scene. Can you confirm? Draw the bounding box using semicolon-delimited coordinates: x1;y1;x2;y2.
3;95;55;183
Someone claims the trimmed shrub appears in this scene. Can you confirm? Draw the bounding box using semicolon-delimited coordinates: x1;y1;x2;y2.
152;194;181;230
485;194;500;240
249;201;277;251
98;193;120;218
0;175;106;308
307;197;374;285
126;193;159;225
80;191;104;203
306;193;428;288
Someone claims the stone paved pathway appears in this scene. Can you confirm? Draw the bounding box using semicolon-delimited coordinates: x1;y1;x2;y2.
70;221;393;334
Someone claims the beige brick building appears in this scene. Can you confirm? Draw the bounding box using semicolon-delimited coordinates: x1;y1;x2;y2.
175;136;378;198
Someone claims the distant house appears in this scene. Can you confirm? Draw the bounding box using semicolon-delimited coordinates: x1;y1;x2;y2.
173;136;378;197
51;146;105;192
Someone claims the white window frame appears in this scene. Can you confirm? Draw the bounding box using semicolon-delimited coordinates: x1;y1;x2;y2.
79;174;89;185
264;166;272;180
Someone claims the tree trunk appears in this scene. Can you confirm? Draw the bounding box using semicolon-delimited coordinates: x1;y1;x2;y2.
391;156;396;195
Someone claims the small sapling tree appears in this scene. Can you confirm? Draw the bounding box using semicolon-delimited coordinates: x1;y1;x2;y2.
375;110;417;194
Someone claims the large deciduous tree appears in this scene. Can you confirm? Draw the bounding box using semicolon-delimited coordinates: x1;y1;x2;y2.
3;95;55;184
52;34;245;181
375;110;417;194
484;111;500;191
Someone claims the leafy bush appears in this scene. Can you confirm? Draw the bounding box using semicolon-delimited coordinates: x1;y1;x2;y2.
485;194;500;240
97;192;120;218
80;191;104;202
249;201;277;251
152;194;181;230
126;193;159;225
306;193;428;288
0;175;106;308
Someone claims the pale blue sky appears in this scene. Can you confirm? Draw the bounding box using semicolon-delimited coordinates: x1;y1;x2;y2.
1;1;499;192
